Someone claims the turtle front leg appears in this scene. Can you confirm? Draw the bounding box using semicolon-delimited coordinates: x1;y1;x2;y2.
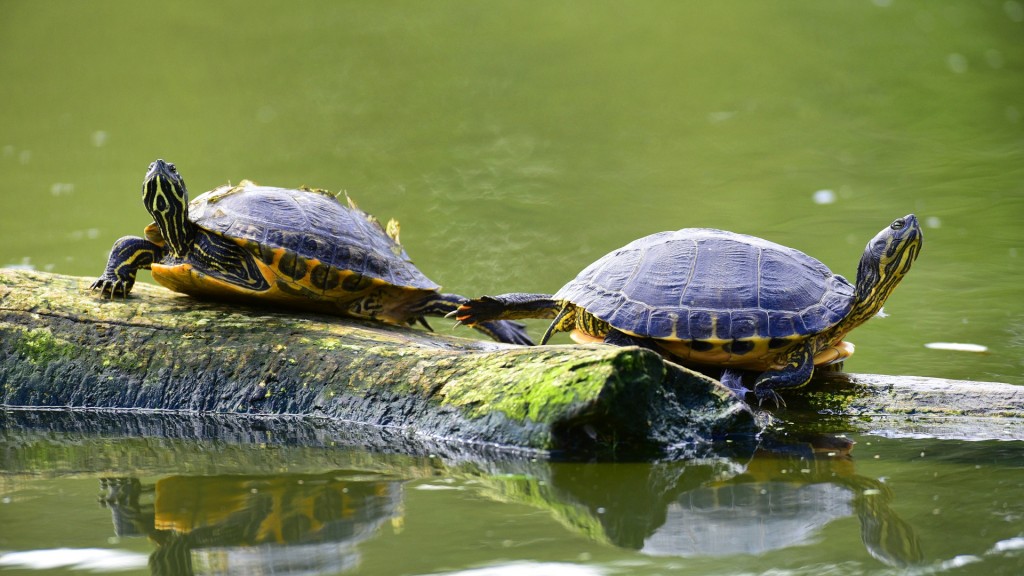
416;293;537;346
91;236;165;299
752;342;815;407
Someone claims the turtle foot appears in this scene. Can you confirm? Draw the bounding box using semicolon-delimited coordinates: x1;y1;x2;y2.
450;295;508;326
90;276;134;300
476;320;535;346
755;387;787;409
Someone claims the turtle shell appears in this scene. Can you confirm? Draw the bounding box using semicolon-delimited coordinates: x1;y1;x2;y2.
554;229;855;343
188;184;438;291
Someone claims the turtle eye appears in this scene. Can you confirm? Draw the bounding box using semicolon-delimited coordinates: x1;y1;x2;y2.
891;218;905;231
169;163;177;173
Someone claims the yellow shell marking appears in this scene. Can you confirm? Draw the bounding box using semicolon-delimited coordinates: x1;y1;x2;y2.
152;235;433;326
554;302;857;371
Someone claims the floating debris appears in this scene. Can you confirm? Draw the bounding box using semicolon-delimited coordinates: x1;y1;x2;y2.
924;342;989;353
812;189;836;205
947;52;969;74
50;182;74;196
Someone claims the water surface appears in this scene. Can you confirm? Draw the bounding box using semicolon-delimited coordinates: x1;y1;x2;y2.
1;412;1022;575
1;1;1022;574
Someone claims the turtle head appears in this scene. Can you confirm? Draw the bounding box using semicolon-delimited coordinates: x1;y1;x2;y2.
143;159;195;258
850;214;923;324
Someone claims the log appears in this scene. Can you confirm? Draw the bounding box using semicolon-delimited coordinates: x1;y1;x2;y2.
3;269;1021;453
791;372;1024;442
0;269;755;456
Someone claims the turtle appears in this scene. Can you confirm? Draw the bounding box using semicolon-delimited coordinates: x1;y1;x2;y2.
90;159;532;345
454;216;922;404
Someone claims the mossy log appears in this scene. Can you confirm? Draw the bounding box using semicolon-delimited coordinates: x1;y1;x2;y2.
0;269;755;455
3;269;1021;452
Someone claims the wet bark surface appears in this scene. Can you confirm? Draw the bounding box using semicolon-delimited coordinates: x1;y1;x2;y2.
3;269;1020;455
0;269;757;456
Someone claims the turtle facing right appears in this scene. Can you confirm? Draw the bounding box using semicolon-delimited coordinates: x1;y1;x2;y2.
455;216;923;404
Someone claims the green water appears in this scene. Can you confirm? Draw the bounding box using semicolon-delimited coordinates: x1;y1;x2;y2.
1;1;1022;574
1;412;1022;575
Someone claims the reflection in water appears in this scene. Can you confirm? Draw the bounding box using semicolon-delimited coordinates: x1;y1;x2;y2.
3;411;955;573
642;440;922;567
645;481;857;556
478;435;923;568
99;471;402;576
99;477;153;538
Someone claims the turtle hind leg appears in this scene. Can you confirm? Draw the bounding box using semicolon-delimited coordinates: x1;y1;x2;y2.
752;342;815;408
603;329;660;351
451;292;563;345
454;293;562;346
413;293;536;346
91;236;165;299
448;293;561;324
471;318;534;346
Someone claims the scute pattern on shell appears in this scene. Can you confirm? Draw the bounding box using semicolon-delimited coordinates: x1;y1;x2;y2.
189;185;438;290
553;229;855;341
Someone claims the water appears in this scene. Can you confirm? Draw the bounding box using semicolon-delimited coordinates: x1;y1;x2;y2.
1;412;1022;575
1;1;1022;574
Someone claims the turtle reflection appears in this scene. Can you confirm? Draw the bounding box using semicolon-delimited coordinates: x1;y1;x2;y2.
642;438;922;567
479;436;923;568
99;471;402;576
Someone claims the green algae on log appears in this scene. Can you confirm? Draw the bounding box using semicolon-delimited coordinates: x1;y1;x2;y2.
0;269;754;455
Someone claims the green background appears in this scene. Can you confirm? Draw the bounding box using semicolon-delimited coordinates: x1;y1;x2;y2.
1;2;1022;574
3;1;1021;383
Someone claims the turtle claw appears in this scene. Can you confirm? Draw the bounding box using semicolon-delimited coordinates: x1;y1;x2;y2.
452;295;505;326
90;276;134;300
442;309;465;328
755;388;787;409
